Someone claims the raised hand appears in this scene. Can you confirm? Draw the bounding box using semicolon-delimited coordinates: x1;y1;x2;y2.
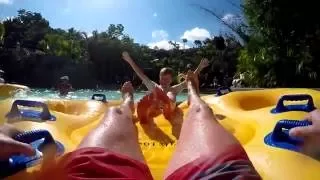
199;58;209;69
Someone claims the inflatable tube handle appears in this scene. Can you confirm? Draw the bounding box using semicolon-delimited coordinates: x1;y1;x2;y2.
274;94;315;113
91;94;107;103
0;130;58;178
272;120;312;142
14;130;56;147
7;100;52;120
216;87;232;96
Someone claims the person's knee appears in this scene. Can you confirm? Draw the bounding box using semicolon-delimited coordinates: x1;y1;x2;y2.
99;107;135;133
167;92;176;102
108;107;123;115
108;106;133;122
189;102;213;117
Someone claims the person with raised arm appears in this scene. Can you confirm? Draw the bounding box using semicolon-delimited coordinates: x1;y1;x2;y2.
122;51;209;138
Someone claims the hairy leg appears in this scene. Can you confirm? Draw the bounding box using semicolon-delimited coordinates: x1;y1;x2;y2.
164;71;240;177
166;91;183;139
78;82;145;163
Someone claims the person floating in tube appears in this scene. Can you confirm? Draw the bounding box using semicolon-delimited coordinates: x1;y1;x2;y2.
122;51;209;139
56;76;73;96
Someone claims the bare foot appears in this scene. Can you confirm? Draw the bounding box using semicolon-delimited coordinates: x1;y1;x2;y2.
186;71;200;95
121;81;135;112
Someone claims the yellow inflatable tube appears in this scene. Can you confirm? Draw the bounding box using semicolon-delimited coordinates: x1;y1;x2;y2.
0;98;121;180
0;95;244;180
0;83;29;97
3;88;320;180
205;88;320;180
2;98;260;179
70;100;255;179
71;105;184;179
0;99;114;148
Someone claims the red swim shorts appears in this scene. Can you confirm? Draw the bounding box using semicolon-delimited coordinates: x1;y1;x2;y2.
36;145;261;180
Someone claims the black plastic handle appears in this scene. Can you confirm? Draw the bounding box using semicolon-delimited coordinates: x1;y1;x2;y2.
272;120;312;142
0;130;58;178
280;94;313;101
216;87;232;96
6;100;52;120
14;129;56;147
91;94;107;103
271;120;312;150
273;94;315;113
264;119;313;152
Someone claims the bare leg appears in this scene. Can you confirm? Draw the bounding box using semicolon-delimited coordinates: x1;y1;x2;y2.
164;71;240;177
138;90;174;145
166;91;183;139
78;81;145;163
167;91;176;103
167;108;183;139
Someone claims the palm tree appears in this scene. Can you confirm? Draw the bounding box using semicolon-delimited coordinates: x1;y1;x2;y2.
92;30;99;40
168;40;180;50
182;38;188;49
194;40;202;48
194;5;249;44
203;38;211;46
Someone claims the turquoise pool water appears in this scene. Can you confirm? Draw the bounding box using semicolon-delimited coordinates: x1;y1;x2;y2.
12;88;188;102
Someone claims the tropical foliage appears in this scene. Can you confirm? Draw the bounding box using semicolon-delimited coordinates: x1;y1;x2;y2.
0;9;240;89
238;0;320;87
1;1;319;89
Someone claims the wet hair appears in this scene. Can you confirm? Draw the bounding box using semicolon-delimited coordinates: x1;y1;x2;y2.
186;64;192;70
159;67;174;77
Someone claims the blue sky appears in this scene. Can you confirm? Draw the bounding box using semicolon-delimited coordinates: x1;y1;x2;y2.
0;0;240;49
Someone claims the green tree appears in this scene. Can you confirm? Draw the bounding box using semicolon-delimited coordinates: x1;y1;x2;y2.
92;30;99;40
0;9;243;88
182;38;188;49
239;0;320;87
3;9;49;49
39;32;82;60
194;40;202;48
107;24;124;39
